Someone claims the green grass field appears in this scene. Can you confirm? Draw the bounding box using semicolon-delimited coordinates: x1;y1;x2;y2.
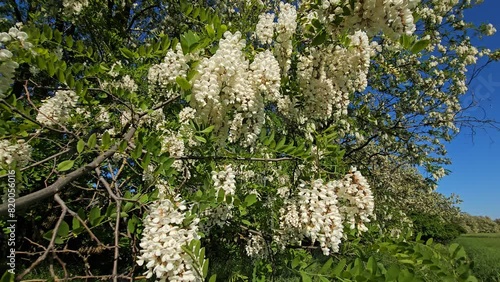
454;233;500;282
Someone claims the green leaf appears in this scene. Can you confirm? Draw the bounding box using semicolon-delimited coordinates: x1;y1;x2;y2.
89;207;101;226
291;257;301;269
241;219;252;226
72;216;80;230
244;194;258;207
120;47;136;59
88;133;97;149
208;274;217;282
119;140;128;152
43;230;54;241
123;202;134;212
127;218;136;234
366;256;377;274
57;160;75;172
206;24;216;38
202;258;209;278
399;34;414;49
43;25;53;40
187;69;199;81
77;139;85;153
47;61;55;76
139;194;149;204
36;55;46;70
176;76;191;90
54;236;64;245
57;68;66;83
65;36;74;48
263;131;274;146
448;243;459;256
56;221;70;237
199;125;214;134
180;30;200;53
320;258;333;274
132;142;143;159
194;135;206;143
411;39;430;54
54;29;62;43
386;264;400;281
332;259;346;276
102;131;111;149
300;271;312;282
312;30;327;46
276;137;286;151
1;270;14;282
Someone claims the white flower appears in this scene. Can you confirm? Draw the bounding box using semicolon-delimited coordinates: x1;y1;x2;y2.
255;13;275;45
137;196;202;282
0;49;13;61
0;32;11;42
36;90;79;126
484;23;496;36
335;167;374;232
278;179;343;255
245;233;269;259
0;140;32;168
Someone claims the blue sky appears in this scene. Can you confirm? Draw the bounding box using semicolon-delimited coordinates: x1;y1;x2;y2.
436;0;500;219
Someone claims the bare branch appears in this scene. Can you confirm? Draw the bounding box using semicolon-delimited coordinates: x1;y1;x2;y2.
0;125;137;216
17;194;68;280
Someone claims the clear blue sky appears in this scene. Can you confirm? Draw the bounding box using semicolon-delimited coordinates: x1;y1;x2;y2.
436;0;500;219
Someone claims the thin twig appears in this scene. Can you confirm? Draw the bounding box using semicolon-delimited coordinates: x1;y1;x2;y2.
17;194;68;280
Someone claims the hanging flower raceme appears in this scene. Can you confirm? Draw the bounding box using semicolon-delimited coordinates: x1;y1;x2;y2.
0;25;32;98
190;31;281;146
297;30;371;122
137;194;203;281
276;168;374;255
36;90;79;127
277;179;344;256
335;167;375;232
201;165;237;233
304;0;418;39
0;139;32;168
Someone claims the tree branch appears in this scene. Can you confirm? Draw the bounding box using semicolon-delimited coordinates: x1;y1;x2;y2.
0;125;137;217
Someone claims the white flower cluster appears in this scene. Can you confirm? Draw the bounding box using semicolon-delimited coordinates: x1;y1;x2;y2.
137;196;202;281
310;0;418;39
334;167;374;232
275;3;297;74
103;74;138;93
278;179;343;255
212;165;236;201
0;139;31;168
297;30;371;121
249;50;282;103
178;107;196;125
148;44;190;99
201;165;237;232
417;0;456;25
0;25;31;98
245;233;269;259
36;90;79;127
255;13;275;45
191;31;280;146
484;23;497;36
277;169;374;255
159;129;185;171
62;0;89;16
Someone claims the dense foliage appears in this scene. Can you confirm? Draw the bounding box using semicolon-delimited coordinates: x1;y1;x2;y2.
0;0;498;281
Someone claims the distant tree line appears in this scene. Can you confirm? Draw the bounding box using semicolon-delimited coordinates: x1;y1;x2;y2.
458;213;500;234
